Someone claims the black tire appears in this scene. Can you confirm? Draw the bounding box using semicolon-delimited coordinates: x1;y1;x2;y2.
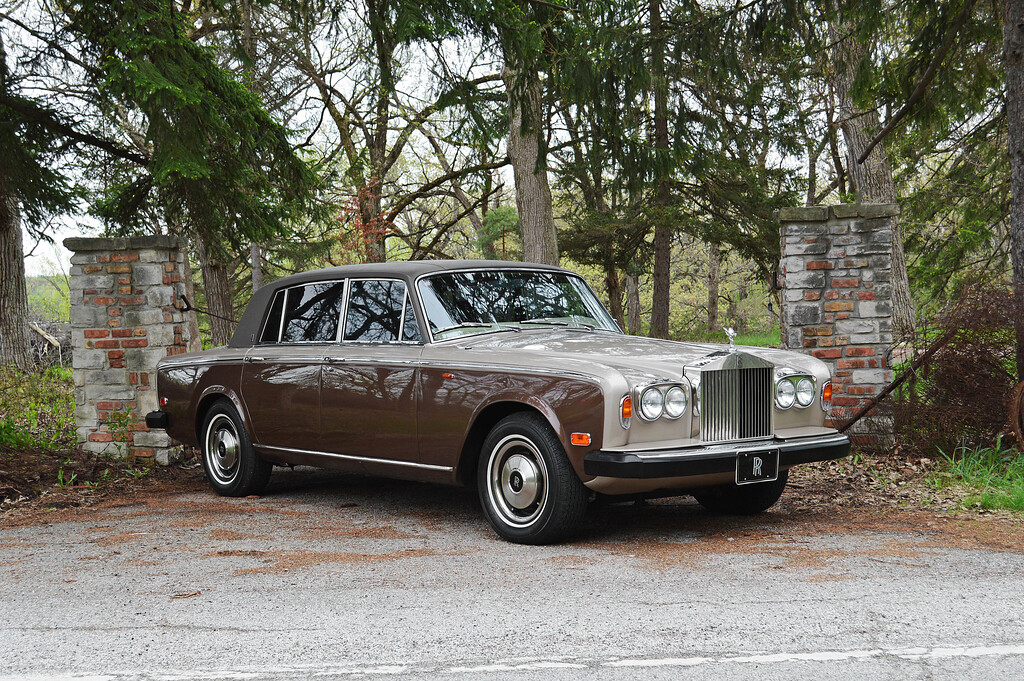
200;400;272;497
477;412;588;545
692;469;789;515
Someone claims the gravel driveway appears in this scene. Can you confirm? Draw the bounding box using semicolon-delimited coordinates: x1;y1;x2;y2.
1;466;1023;680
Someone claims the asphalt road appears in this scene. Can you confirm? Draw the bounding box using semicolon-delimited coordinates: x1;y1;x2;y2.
1;466;1023;680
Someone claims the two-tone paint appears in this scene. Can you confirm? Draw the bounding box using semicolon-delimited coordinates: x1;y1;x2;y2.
153;260;849;497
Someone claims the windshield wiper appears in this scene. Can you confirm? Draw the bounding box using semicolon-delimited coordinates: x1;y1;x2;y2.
521;318;596;330
521;318;570;326
433;322;521;337
433;322;497;335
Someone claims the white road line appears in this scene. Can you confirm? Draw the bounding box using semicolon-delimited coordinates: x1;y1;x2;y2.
2;644;1024;680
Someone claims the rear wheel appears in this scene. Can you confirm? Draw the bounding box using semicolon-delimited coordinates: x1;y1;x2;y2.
692;469;789;515
201;400;271;497
478;412;588;544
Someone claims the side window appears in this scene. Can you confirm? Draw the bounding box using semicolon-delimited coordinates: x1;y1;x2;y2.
401;294;422;342
259;290;286;343
281;282;345;343
344;280;405;342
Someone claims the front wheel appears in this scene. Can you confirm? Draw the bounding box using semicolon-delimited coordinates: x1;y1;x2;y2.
692;469;789;515
478;413;588;544
201;400;272;497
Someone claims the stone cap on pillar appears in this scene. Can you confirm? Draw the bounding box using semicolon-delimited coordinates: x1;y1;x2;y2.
776;203;900;222
64;235;181;252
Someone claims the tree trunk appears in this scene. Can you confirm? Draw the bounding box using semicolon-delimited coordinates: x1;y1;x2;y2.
1005;0;1024;381
649;0;671;339
625;273;641;335
806;136;817;206
707;244;720;331
833;29;916;337
604;265;625;330
503;64;558;265
0;193;30;370
250;242;263;292
195;236;236;347
177;238;201;352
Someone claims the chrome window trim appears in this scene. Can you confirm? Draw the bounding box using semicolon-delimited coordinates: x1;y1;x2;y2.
413;267;624;344
258;444;454;472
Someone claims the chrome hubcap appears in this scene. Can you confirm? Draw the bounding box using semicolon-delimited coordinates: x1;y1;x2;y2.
205;414;240;484
487;435;548;528
501;454;541;509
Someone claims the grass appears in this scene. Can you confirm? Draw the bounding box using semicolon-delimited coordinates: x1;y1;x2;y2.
928;437;1024;512
0;366;76;451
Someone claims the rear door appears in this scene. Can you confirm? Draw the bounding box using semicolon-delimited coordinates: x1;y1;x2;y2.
320;279;423;464
240;281;345;452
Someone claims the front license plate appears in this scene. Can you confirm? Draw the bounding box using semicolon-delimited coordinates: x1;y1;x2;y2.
736;449;780;485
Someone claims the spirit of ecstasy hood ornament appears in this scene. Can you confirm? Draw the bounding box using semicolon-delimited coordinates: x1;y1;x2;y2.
724;326;737;351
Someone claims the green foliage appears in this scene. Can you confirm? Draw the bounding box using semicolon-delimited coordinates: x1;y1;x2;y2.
0;366;75;451
478;206;520;260
0;33;78;235
928;438;1024;512
26;275;70;323
62;0;317;247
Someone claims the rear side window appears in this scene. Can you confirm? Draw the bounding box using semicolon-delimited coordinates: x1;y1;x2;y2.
344;280;406;342
259;290;286;343
281;282;345;343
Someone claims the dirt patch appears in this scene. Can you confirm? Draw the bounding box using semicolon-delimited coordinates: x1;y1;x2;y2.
0;467;207;528
209;529;259;541
300;524;417;541
202;547;437;575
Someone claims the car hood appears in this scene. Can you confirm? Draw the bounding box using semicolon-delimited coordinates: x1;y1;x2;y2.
443;329;827;384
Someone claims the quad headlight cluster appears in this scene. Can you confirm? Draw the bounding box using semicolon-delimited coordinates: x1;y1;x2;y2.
636;383;689;421
775;375;815;409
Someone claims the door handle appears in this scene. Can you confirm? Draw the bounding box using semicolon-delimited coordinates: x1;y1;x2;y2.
244;356;266;363
322;356;346;364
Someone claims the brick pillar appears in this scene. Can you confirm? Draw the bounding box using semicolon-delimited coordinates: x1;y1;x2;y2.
65;236;190;465
778;204;896;444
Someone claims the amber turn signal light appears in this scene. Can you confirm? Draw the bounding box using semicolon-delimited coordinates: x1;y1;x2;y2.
570;433;591;446
621;396;632;419
821;381;833;411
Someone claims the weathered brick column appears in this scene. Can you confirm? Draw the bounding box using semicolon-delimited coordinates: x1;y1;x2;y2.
65;236;190;465
778;204;896;443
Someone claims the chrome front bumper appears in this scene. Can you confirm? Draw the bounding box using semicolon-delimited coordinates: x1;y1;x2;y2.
583;433;851;479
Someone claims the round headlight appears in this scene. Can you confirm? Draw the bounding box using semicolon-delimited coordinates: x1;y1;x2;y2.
664;386;687;418
775;379;796;409
796;378;815;407
639;387;665;420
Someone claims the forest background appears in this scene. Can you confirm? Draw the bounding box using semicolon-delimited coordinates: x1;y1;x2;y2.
1;0;1023;372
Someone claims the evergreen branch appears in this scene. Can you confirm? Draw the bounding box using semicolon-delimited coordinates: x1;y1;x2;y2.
0;93;148;166
857;0;978;164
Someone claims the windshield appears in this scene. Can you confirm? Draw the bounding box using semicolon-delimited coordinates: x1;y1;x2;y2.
418;269;621;340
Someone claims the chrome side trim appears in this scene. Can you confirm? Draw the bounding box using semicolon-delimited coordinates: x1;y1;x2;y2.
258;444;454;472
159;356;244;368
416;360;602;384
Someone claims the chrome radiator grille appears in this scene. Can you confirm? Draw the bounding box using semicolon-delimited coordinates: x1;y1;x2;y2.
699;367;773;443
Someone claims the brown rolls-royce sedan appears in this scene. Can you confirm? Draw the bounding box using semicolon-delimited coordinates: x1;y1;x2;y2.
146;260;850;544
